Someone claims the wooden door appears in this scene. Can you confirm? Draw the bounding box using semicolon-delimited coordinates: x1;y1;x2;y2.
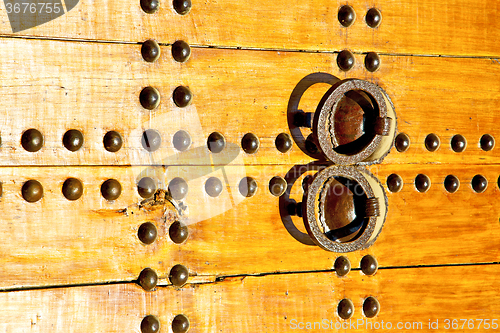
0;0;499;331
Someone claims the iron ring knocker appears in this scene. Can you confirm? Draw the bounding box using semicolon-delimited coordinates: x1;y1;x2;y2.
296;78;397;165
297;165;388;253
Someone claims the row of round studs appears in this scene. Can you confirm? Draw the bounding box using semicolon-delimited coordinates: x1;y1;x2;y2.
139;85;193;110
338;5;382;29
395;133;495;152
140;0;191;15
16;129;295;154
143;38;383;73
140;3;190;332
142;39;191;63
334;255;380;319
141;314;189;333
386;174;493;193
138;220;188;245
336;297;380;320
13;175;289;203
137;264;190;332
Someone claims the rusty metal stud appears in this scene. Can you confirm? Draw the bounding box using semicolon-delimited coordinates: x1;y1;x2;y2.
138;222;158;245
63;129;84;152
334;256;351;277
386;174;403;193
172;40;191;63
444;175;460;193
141;40;161;62
103;131;123;152
275;133;292;153
337;299;354;320
22;180;43;203
239;177;258;197
21;129;43;152
101;179;122;200
62;178;83;201
140;0;159;13
471;175;487;193
365;52;381;72
141;315;160;333
173;0;191;15
363;296;380;318
365;8;382;28
138;268;158;291
395;133;410;152
173;130;191;151
451;134;467;152
337;50;355;71
480;134;495;151
168;177;188;200
142;129;162;152
169;264;189;287
138;177;156;198
173;86;192;107
338;5;355;27
241;133;260;154
205;177;223;197
360;255;378;275
169;221;189;243
172;314;190;333
207;132;226;153
415;174;430;193
425;133;440;152
269;176;287;197
140;86;160;110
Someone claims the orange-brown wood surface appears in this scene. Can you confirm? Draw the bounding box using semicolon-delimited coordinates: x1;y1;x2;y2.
2;265;499;332
0;0;499;57
2;0;500;329
2;164;500;289
0;38;499;166
0;166;179;289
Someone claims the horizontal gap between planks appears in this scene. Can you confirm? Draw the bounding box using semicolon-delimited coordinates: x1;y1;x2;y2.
1;34;500;60
3;261;500;292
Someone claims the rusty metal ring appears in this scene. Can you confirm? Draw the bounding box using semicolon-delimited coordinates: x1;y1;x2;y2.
313;79;390;165
303;165;387;252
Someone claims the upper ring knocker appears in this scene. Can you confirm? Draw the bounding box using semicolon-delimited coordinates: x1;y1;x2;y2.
296;78;397;165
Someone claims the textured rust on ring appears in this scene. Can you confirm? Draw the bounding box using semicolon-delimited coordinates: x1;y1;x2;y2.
303;165;387;252
313;79;388;165
374;117;391;136
364;197;380;217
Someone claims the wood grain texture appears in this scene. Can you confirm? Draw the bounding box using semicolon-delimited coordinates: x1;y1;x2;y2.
2;264;499;332
0;166;179;289
2;163;500;288
0;0;499;57
0;38;500;166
